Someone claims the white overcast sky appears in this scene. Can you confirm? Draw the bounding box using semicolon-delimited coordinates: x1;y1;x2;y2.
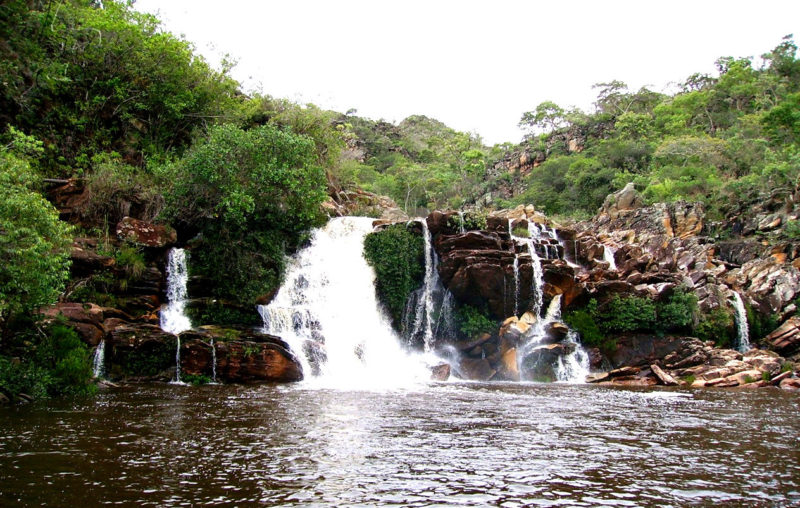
134;0;800;145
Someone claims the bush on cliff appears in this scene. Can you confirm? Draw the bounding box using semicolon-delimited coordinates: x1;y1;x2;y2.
160;123;327;303
0;321;95;400
0;146;72;334
363;224;425;327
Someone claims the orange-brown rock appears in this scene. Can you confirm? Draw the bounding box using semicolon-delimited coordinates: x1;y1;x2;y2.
116;217;177;248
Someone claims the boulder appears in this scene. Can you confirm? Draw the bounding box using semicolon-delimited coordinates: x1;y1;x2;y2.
650;364;679;386
116;217;177;248
599;182;643;217
431;363;451;381
40;302;106;346
212;340;302;383
763;317;800;357
459;357;496;381
779;377;800;391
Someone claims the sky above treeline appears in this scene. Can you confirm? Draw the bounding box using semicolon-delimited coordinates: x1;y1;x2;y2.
134;0;800;145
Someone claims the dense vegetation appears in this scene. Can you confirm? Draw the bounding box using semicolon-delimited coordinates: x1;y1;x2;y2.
496;36;800;219
363;225;425;327
564;287;699;352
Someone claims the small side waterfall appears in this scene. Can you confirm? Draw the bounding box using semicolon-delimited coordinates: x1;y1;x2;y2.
403;219;455;351
731;292;751;353
92;340;106;379
457;211;466;234
161;248;192;383
512;254;520;317
509;220;543;316
516;295;590;383
259;217;430;388
603;245;617;271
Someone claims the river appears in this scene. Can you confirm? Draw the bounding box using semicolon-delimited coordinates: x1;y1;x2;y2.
1;382;798;506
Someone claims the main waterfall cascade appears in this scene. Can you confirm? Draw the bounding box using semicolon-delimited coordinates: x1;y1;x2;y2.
259;217;432;389
258;216;588;387
509;220;590;382
160;248;193;383
731;292;751;353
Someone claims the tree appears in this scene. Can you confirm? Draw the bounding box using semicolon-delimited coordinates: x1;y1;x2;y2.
160;123;327;303
519;101;567;136
0;150;72;332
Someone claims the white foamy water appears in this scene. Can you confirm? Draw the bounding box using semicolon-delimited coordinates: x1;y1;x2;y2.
731;291;751;353
160;248;192;384
259;217;432;390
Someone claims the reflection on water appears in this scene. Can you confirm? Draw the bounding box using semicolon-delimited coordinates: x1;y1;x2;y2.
1;383;799;506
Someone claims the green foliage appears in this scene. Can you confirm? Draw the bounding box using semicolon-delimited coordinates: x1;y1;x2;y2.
182;373;212;386
564;300;615;351
492;37;800;218
694;307;735;348
185;302;261;327
161;123;327;303
599;295;657;334
0;323;95;400
0;0;239;173
363;225;425;326
511;226;530;238
0;151;72;329
746;304;780;342
81;157;165;226
683;374;696;385
456;305;496;339
657;287;698;332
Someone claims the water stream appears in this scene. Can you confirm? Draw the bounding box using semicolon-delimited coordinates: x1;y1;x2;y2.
160;248;192;383
92;339;106;379
259;217;431;389
731;291;751;353
2;383;797;506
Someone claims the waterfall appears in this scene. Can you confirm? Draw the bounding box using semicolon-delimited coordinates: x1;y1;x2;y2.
516;295;589;383
731;292;751;353
161;249;192;334
92;340;106;379
512;254;520;317
259;217;431;389
401;219;456;351
161;248;192;383
603;245;617;270
509;220;543;316
210;338;217;383
458;211;466;234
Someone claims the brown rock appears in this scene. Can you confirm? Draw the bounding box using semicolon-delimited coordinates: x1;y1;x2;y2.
764;316;800;357
650;364;679;386
459;357;496;381
431;363;451;381
779;377;800;391
116;217;177;248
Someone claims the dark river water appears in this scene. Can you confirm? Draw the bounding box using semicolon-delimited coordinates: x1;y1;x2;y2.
1;382;798;506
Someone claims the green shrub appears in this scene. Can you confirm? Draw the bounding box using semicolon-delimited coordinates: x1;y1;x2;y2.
456;305;496;339
363;224;425;327
511;226;530;238
599;294;657;333
564;303;616;351
0;323;95;400
160;123;327;304
186;302;261;327
657;286;698;332
182;373;212;386
694;307;735;347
